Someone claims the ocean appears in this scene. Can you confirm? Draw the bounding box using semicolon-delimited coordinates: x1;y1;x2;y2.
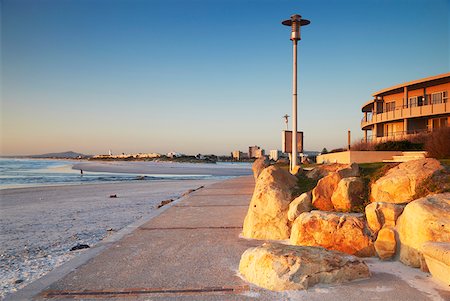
0;158;251;189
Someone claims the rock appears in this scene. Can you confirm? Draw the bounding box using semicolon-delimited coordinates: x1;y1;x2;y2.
422;242;450;286
336;163;360;178
370;158;443;204
374;227;397;260
365;202;405;234
242;166;298;240
252;156;270;180
276;157;289;164
239;242;370;291
291;165;303;175
306;163;359;180
331;177;365;212
312;173;341;211
70;244;90;251
396;193;450;268
109;194;117;198
288;192;312;222
290;211;375;257
157;199;174;208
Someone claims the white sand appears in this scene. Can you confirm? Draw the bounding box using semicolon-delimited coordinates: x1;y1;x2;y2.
72;160;252;176
0;179;217;299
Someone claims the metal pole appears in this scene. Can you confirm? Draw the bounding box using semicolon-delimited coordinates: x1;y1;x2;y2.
291;40;298;172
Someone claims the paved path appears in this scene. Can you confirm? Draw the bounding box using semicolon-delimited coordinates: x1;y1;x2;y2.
8;176;450;301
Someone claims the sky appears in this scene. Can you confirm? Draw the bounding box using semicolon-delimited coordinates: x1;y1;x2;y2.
1;0;449;156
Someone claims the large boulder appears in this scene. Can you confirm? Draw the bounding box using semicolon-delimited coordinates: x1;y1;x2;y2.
331;177;365;212
242;166;298;240
422;242;450;286
312;173;341;211
370;158;443;204
337;163;360;178
290;211;375;257
306;163;359;180
252;156;270;180
239;243;370;291
365;202;405;234
288;192;312;222
374;227;397;260
396;193;450;268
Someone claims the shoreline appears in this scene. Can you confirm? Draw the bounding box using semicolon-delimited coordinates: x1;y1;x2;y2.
0;179;219;299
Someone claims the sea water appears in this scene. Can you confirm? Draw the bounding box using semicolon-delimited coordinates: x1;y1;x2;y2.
0;158;252;189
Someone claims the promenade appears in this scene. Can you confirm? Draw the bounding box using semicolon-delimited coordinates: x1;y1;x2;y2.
8;176;449;301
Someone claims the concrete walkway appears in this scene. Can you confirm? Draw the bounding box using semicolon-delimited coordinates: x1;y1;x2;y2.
8;176;450;301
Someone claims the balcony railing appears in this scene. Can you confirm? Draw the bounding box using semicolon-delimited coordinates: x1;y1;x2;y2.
364;128;431;143
361;101;448;129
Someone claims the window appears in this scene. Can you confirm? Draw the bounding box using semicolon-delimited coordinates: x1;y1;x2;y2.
431;91;448;104
431;117;448;130
385;101;395;112
385;123;394;137
409;96;418;107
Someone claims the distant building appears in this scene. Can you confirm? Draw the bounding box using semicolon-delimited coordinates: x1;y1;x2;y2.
269;150;282;161
248;145;264;158
136;153;161;159
167;151;182;158
232;151;249;160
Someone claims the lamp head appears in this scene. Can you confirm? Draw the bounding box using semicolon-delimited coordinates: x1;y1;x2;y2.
282;14;310;41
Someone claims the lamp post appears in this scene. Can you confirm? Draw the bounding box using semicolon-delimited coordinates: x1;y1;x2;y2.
282;14;310;173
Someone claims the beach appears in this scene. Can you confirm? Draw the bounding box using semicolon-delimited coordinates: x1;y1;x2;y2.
0;160;252;299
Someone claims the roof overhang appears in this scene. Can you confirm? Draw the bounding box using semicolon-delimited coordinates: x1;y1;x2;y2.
372;72;450;97
361;99;374;112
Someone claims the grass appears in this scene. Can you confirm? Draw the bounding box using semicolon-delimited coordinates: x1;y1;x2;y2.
352;162;399;212
293;173;318;198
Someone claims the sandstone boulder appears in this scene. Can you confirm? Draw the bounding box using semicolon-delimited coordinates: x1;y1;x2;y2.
422;242;450;286
365;202;405;234
242;166;298;240
374;227;397;260
370;158;443;204
331;177;365;212
396;193;450;268
306;163;359;180
337;163;360;178
290;211;375;257
252;156;270;180
239;243;370;291
288;192;312;222
312;173;341;211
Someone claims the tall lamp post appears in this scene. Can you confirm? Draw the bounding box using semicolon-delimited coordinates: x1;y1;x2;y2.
282;14;310;173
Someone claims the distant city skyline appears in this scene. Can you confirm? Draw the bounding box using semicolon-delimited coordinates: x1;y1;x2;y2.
1;0;448;156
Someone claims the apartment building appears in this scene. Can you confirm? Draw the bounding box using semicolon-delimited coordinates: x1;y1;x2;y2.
361;73;449;143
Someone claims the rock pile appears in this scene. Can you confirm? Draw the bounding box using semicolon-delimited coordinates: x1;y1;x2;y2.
240;158;449;291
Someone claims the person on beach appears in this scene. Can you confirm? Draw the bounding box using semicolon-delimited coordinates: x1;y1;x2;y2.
80;169;83;176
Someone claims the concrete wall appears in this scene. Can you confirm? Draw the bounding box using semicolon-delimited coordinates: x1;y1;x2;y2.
316;151;403;164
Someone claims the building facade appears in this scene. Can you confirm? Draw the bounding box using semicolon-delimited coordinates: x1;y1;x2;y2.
361;73;450;143
248;146;265;158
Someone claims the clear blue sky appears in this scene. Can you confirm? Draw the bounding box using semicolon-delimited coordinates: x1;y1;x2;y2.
1;0;449;155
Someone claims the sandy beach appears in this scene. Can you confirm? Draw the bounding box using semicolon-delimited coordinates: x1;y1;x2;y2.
0;179;218;299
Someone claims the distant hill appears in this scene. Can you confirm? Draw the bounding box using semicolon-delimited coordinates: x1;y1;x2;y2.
30;151;92;159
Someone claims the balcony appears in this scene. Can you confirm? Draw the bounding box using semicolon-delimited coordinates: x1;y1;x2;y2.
365;129;431;143
361;101;449;130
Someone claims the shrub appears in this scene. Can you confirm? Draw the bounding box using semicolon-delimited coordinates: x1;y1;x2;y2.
374;140;424;151
425;127;450;159
350;141;376;151
330;148;346;153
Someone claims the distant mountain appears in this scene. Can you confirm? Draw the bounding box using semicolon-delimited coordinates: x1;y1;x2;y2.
30;151;92;159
